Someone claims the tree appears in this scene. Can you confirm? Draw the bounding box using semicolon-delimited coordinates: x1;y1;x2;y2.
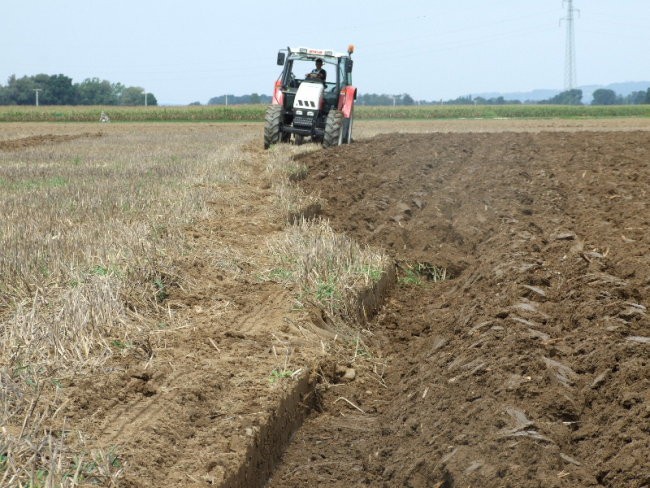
7;75;38;105
592;88;617;105
540;89;583;105
446;95;474;105
76;78;118;105
42;74;77;105
0;74;157;106
402;93;415;105
622;90;646;105
120;87;141;105
208;94;271;105
116;85;157;106
358;93;393;106
646;88;650;104
111;82;125;102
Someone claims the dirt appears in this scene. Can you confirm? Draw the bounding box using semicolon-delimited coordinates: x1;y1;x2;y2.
270;131;649;487
8;122;647;487
0;132;102;151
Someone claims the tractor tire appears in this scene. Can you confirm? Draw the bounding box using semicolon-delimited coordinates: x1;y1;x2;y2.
322;110;344;148
264;105;282;149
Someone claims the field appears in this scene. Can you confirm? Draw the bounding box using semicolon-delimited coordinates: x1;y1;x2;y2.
2;104;650;122
1;118;648;487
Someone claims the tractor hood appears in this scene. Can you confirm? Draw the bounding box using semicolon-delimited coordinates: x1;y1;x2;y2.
292;82;324;113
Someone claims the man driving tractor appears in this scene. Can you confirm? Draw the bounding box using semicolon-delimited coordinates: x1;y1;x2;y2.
306;58;327;82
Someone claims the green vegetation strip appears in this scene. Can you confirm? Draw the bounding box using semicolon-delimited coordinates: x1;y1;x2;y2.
1;104;650;122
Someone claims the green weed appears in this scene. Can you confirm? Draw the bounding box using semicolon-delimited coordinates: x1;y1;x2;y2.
399;262;448;285
111;339;130;350
399;267;422;286
357;265;384;282
154;277;168;302
267;267;294;282
269;368;297;383
314;278;339;303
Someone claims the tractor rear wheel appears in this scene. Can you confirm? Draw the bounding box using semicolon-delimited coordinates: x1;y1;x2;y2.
322;110;344;148
264;105;282;149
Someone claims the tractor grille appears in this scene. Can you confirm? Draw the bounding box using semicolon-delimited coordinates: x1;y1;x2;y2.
293;116;314;127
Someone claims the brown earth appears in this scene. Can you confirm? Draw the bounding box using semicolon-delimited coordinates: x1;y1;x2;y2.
270;131;649;487
0;132;102;151
7;122;648;487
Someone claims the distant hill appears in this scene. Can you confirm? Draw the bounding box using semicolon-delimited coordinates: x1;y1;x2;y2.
476;81;650;103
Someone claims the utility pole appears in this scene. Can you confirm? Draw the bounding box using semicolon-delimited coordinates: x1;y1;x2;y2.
33;88;42;106
561;0;579;90
144;90;148;107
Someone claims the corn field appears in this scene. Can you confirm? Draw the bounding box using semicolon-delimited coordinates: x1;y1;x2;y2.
1;104;649;123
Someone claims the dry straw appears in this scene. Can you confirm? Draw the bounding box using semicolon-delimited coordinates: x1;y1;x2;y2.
0;123;256;485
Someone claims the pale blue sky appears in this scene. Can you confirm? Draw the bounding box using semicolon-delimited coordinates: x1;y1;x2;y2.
2;0;648;104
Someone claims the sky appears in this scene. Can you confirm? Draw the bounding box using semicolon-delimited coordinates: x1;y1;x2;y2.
2;0;649;105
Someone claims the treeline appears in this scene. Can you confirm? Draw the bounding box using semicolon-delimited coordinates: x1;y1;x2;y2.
209;88;650;107
590;88;650;105
435;95;522;105
206;93;420;106
0;74;158;106
426;88;650;106
539;88;650;105
206;93;272;105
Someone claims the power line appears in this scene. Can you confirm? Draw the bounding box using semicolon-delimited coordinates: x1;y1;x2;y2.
561;0;579;90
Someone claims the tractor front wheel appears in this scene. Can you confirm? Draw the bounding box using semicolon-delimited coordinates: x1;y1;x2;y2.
322;110;344;148
264;105;282;149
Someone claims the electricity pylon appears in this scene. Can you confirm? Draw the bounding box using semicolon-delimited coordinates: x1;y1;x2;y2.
561;0;579;90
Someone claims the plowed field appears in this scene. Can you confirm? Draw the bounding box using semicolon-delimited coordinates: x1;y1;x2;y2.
2;120;648;488
271;130;649;487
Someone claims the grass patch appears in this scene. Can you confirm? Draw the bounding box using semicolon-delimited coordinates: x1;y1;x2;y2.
264;218;390;325
269;368;299;384
0;176;68;191
398;261;448;286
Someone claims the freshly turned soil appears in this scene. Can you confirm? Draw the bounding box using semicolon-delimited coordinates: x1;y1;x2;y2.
270;131;649;487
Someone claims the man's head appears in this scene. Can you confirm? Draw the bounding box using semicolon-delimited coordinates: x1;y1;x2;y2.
315;59;323;68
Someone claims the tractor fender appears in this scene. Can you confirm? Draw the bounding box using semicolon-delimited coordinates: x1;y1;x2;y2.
272;79;284;105
338;86;357;118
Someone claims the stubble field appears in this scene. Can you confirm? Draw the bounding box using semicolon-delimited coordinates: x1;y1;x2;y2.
1;118;648;487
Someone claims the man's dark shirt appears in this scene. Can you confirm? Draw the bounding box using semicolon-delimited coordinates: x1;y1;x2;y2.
310;67;327;81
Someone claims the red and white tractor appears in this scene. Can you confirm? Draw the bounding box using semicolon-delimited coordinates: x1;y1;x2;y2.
264;46;357;149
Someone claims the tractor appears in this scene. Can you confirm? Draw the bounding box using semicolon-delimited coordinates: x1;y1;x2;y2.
264;45;357;149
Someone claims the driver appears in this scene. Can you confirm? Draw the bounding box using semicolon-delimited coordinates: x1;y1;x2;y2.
306;59;327;82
